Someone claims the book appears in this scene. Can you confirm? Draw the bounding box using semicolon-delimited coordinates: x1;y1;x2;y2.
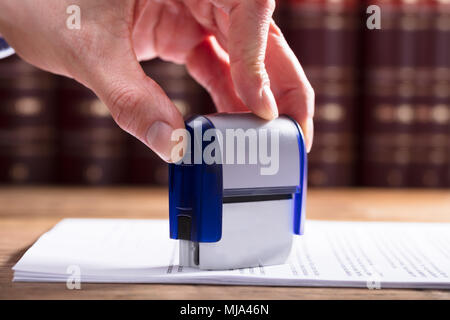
409;0;449;188
284;0;360;187
362;0;449;188
13;218;450;289
128;137;169;185
0;56;57;184
362;0;414;187
57;78;129;185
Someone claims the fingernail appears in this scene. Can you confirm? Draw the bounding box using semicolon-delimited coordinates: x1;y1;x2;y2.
306;118;314;153
146;121;175;162
261;85;278;119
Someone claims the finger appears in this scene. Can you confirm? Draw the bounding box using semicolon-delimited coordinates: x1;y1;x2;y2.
214;0;278;120
74;44;185;162
186;36;248;113
183;0;228;49
265;22;315;152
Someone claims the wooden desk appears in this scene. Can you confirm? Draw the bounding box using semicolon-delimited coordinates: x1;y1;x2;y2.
1;187;449;299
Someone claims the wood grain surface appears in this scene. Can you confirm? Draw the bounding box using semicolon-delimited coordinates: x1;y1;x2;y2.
0;187;449;300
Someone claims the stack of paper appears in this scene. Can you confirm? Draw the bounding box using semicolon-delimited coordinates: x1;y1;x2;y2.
13;219;450;289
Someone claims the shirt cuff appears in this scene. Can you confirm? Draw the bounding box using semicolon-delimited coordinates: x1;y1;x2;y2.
0;37;15;59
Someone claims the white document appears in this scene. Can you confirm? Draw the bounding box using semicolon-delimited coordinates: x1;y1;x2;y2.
13;219;450;289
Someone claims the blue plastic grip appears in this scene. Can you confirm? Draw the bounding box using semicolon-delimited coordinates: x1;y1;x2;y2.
169;116;223;242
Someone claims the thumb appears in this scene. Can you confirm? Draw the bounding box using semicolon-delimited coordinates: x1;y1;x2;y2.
74;49;185;163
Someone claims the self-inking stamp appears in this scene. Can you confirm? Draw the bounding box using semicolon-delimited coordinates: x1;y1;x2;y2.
169;113;307;270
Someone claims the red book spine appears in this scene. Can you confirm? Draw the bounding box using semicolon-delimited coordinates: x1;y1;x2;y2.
57;78;128;185
0;56;57;184
433;0;450;188
362;0;419;187
409;0;449;188
285;0;360;187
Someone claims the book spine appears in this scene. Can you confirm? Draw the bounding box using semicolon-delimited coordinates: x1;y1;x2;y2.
409;0;449;188
362;0;419;187
129;59;213;185
285;0;360;187
57;79;128;185
434;0;450;188
0;56;57;184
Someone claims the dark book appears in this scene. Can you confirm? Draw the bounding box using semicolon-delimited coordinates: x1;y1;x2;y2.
128;137;169;185
362;0;414;187
409;0;449;188
361;0;448;188
285;0;360;187
0;56;57;184
57;78;128;185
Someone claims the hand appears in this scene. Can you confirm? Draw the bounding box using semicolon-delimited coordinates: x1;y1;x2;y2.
0;0;314;161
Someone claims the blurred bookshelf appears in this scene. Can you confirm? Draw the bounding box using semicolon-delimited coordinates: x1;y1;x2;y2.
0;0;448;188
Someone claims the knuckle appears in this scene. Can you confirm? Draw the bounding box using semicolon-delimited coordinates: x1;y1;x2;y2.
254;0;276;13
107;84;140;133
230;51;265;79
